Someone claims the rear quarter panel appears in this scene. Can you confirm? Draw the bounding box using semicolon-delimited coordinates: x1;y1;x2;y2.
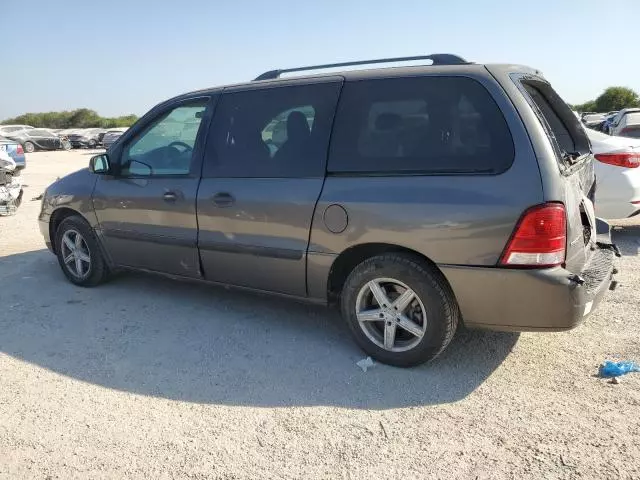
486;67;596;273
308;70;544;299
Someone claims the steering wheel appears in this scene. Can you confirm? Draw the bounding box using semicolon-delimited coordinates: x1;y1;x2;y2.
168;141;193;153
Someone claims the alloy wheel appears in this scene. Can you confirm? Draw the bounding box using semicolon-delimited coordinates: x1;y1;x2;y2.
355;277;427;352
60;229;91;279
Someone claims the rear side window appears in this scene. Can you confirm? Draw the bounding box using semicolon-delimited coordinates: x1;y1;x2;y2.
625;113;640;124
518;78;590;163
204;82;341;178
328;76;514;174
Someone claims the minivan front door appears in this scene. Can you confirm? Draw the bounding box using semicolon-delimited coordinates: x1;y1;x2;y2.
93;98;211;277
196;81;342;296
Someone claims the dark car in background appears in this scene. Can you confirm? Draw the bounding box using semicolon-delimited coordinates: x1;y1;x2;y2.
0;136;26;170
39;54;618;367
5;128;64;153
68;128;105;148
102;128;128;149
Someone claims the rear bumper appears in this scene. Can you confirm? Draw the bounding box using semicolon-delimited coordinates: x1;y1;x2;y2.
441;223;617;332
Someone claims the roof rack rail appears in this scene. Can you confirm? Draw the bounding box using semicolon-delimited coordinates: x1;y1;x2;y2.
253;53;469;81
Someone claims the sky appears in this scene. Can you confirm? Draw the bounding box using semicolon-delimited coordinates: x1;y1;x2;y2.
2;0;639;120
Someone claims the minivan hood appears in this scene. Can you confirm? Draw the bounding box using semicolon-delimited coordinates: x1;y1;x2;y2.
46;167;96;196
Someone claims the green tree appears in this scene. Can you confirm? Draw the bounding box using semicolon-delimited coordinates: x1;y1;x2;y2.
573;100;596;112
594;87;640;112
67;109;102;128
1;110;139;129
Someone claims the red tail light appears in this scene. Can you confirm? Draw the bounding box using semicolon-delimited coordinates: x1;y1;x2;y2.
16;144;24;155
500;203;566;268
595;152;640;168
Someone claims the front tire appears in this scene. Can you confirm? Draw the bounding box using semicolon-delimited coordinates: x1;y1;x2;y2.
55;216;109;287
340;254;459;367
23;141;35;153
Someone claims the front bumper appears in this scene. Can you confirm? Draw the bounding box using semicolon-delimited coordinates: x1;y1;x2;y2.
441;222;617;332
39;204;54;252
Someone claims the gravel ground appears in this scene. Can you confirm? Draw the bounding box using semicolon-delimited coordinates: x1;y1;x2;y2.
1;150;639;480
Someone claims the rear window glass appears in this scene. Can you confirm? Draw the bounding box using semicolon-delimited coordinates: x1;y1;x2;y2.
519;79;590;162
328;76;514;174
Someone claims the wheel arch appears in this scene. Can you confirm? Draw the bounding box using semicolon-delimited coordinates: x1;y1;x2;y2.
49;207;87;254
326;243;450;303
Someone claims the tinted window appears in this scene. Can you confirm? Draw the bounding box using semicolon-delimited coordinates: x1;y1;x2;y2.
121;99;208;176
204;82;341;178
328;77;514;174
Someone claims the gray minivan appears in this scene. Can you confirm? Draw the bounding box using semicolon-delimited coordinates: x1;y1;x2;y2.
39;54;618;366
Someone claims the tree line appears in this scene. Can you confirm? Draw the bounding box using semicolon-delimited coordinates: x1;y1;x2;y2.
572;86;640;113
0;108;139;129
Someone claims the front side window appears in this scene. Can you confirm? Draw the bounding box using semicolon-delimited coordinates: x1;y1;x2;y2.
122;99;208;176
204;82;341;178
329;76;514;174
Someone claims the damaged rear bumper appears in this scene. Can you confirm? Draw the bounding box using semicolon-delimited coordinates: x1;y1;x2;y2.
441;219;618;332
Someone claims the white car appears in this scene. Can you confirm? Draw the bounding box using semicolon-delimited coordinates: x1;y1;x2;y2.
608;109;640;138
586;128;640;219
581;113;605;128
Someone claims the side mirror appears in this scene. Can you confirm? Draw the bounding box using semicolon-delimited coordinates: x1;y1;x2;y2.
89;154;110;174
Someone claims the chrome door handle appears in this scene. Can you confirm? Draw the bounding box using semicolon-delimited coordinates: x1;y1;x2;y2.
163;192;177;202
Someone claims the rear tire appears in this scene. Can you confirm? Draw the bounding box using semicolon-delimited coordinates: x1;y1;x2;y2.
23;141;35;153
55;216;109;287
340;253;459;367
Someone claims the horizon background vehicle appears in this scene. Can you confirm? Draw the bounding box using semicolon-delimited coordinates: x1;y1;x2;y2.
582;113;606;128
4;128;64;153
601;113;618;133
0;149;23;215
607;108;640;136
609;110;640;138
586;127;640;218
0;124;34;136
0;136;25;170
38;54;617;367
68;128;105;148
102;128;128;149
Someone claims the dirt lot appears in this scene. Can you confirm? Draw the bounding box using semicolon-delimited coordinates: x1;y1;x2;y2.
0;150;639;479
